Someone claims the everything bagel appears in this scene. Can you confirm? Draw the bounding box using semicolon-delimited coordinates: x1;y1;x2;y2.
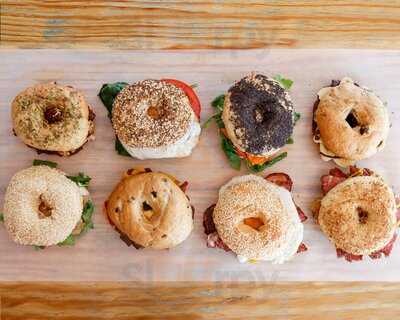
319;175;397;256
111;79;200;159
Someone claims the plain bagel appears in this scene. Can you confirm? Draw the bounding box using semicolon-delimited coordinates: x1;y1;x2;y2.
223;74;294;157
318;175;397;255
314;77;390;166
3;165;84;246
11;83;95;156
106;168;193;249
213;175;303;262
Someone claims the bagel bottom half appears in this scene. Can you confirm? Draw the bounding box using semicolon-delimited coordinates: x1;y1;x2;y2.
212;175;303;263
105;168;193;249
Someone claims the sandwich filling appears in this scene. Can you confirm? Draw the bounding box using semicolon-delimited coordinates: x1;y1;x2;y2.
121;119;200;159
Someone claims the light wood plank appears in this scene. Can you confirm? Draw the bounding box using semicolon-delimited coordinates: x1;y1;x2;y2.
1;1;400;49
1;282;400;320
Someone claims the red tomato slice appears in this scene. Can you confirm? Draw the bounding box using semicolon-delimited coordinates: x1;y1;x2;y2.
161;79;201;120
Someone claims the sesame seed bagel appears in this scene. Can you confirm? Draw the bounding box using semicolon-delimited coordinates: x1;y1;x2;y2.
223;74;294;157
318;175;397;255
11;83;95;156
112;79;199;158
106;168;193;249
3;166;84;246
213;175;303;262
314;77;390;166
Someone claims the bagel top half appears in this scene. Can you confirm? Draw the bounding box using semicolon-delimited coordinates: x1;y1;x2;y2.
111;80;200;158
318;175;397;255
11;83;95;155
213;175;303;262
3;166;84;246
223;74;294;157
106;168;193;249
314;77;390;166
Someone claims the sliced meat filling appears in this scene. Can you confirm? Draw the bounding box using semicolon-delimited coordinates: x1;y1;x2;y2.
203;173;308;254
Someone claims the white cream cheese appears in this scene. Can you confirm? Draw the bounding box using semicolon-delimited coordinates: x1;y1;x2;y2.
121;120;201;159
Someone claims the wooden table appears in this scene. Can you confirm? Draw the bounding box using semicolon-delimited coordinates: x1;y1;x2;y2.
1;1;400;319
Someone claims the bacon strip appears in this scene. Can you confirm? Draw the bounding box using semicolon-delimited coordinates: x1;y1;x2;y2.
336;248;363;262
296;205;308;222
329;167;348;178
369;234;397;259
297;243;308;253
265;173;293;191
206;232;231;251
321;174;347;195
203;204;217;235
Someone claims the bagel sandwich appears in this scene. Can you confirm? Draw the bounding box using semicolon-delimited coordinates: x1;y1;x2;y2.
311;166;400;262
105;167;194;249
313;77;390;166
203;173;307;264
204;73;300;172
99;79;201;159
11;82;95;156
1;159;94;249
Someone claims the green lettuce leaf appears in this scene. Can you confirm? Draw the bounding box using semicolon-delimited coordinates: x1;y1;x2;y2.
67;172;91;187
98;82;131;156
0;213;4;222
32;159;58;168
247;152;288;173
98;82;129;118
273;75;293;90
220;134;241;170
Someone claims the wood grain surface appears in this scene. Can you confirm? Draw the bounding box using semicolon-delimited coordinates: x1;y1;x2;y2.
1;282;400;320
1;0;400;49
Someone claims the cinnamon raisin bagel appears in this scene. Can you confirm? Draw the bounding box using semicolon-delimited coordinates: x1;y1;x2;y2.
106;168;193;249
313;77;390;166
11;83;95;156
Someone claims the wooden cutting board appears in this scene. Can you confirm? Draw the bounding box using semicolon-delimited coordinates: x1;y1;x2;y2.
0;49;399;281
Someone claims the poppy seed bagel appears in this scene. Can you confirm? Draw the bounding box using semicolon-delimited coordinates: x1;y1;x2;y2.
223;74;294;157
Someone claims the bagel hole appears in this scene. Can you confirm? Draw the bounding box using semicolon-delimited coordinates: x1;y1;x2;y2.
345;110;359;128
243;217;265;231
357;207;368;224
147;106;161;119
38;195;53;219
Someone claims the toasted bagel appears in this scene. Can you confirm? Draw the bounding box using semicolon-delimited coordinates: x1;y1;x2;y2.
106;168;193;249
318;175;397;255
314;77;389;166
11;83;95;156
